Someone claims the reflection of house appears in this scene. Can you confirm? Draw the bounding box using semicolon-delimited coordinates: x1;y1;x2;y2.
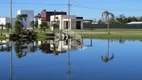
0;41;11;52
38;38;84;54
50;15;83;30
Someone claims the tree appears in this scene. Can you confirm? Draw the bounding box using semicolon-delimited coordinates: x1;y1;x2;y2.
0;24;4;35
16;14;27;28
5;23;11;32
14;20;22;34
40;22;49;33
30;21;35;30
140;16;142;21
101;39;114;63
36;13;41;19
35;21;38;29
102;11;114;34
14;14;27;34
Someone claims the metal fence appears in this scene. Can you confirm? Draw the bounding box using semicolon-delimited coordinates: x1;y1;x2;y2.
83;24;142;29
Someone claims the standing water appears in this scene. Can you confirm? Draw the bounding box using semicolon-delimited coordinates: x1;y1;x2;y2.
0;39;142;80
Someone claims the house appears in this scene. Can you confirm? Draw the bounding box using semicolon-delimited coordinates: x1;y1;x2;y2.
17;10;34;28
40;10;67;22
50;15;83;30
0;17;15;28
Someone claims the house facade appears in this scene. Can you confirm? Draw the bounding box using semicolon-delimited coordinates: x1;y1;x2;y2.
50;15;83;30
41;10;67;22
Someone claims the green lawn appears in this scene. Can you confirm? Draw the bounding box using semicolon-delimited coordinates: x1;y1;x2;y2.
74;29;142;40
1;28;142;40
0;35;7;40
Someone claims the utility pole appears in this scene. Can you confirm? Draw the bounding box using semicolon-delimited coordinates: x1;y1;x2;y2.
68;0;70;31
53;10;56;33
10;0;13;80
10;0;12;33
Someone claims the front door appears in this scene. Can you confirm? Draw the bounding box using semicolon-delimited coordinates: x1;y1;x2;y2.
76;21;81;29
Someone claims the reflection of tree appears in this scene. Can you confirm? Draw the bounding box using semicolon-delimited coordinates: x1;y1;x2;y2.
0;45;4;52
29;42;36;53
15;42;27;58
101;39;114;63
53;44;59;56
39;43;53;53
119;39;125;44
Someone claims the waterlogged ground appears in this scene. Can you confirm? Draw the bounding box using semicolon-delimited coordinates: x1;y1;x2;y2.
0;39;142;80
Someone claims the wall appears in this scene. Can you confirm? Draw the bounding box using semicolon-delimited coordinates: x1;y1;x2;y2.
83;24;142;29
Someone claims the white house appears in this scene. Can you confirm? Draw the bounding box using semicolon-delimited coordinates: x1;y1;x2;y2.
0;17;15;28
17;10;34;28
50;15;83;30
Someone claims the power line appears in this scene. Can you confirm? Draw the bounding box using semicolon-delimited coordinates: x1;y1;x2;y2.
1;1;142;12
0;1;67;6
71;4;142;12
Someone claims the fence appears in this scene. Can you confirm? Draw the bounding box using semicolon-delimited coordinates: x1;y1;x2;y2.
83;24;142;29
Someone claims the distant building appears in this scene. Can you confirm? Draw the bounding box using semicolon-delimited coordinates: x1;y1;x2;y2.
0;17;15;28
127;22;142;24
17;10;34;28
50;15;83;30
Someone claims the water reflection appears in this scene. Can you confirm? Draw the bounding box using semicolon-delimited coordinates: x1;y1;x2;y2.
0;38;86;58
0;41;11;52
101;39;114;63
1;39;142;80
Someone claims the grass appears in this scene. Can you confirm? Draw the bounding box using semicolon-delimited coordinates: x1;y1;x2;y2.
72;29;142;39
0;34;7;40
36;33;48;41
1;28;142;40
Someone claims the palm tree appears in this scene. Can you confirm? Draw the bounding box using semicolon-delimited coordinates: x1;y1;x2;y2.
102;11;114;34
101;39;114;63
5;23;11;32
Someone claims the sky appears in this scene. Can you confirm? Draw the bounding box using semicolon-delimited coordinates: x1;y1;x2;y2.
0;0;142;20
